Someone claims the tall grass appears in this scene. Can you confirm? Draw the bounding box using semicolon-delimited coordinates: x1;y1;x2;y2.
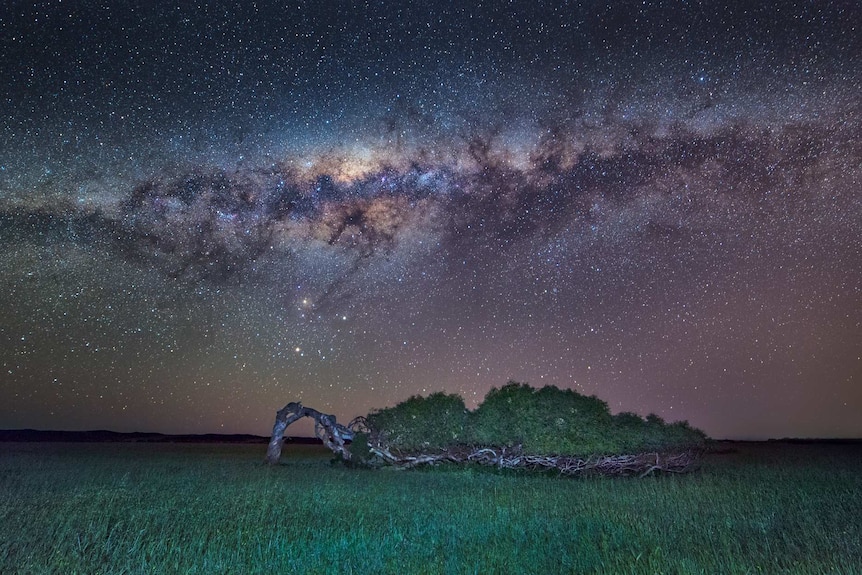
1;442;860;574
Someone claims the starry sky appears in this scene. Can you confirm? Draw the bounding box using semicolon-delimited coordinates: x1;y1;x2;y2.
1;1;859;440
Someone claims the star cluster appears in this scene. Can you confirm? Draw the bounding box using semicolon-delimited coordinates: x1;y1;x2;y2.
0;1;859;438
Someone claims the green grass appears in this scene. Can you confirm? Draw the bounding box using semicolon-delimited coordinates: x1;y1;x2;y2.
1;442;860;574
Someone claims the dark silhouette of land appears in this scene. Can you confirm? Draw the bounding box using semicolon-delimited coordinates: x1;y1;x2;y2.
0;429;322;444
2;429;858;446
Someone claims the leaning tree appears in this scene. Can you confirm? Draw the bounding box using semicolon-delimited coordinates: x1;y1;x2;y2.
264;384;707;477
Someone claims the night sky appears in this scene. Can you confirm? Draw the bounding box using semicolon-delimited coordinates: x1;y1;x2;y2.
1;1;859;440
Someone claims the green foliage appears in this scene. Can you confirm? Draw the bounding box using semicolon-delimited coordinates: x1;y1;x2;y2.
469;382;620;455
366;391;468;451
346;432;373;466
609;411;708;454
369;381;708;456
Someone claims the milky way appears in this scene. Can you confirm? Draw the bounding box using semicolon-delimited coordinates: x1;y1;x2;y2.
1;1;860;438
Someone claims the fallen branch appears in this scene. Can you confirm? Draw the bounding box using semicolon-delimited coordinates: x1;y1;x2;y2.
363;435;700;476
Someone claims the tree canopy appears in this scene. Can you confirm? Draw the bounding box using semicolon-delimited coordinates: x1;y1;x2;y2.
364;382;707;458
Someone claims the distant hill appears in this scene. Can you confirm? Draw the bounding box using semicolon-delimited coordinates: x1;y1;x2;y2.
5;429;855;446
712;438;862;446
0;429;322;444
768;437;862;445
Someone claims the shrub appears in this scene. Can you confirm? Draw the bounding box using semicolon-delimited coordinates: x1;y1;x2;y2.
366;382;707;457
346;432;373;465
609;411;708;454
366;392;468;451
468;382;620;455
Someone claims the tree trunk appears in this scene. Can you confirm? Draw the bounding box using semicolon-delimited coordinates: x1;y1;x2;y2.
264;402;356;464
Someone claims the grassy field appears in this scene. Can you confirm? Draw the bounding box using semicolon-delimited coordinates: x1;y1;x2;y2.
1;441;860;574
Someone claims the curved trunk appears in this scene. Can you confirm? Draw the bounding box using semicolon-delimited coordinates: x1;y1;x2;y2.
264;402;356;464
